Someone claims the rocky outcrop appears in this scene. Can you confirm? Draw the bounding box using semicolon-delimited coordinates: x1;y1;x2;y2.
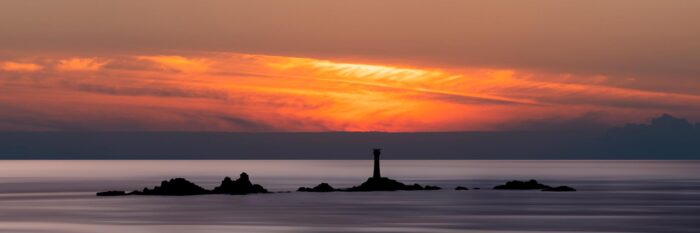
493;179;576;192
298;183;336;192
455;186;469;190
96;173;269;196
130;178;209;196
345;177;441;191
297;178;441;192
542;186;576;192
211;173;268;195
493;179;552;190
296;149;440;192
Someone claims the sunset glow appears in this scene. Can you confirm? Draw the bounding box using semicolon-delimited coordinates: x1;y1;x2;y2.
2;52;699;131
56;58;110;72
2;2;700;232
0;61;43;72
1;0;698;132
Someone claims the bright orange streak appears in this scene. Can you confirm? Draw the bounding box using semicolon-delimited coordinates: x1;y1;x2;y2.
267;57;537;105
2;52;700;131
0;61;43;72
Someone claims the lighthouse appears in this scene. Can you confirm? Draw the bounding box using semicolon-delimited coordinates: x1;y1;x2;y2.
373;148;381;178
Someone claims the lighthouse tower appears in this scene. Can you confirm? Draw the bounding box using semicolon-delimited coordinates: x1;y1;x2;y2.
373;148;382;178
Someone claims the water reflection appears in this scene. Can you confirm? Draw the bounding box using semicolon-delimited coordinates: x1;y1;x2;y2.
0;160;699;232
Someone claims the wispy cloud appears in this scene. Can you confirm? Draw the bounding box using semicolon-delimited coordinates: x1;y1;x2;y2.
0;61;43;72
1;52;699;131
75;83;230;100
137;56;210;73
56;58;110;72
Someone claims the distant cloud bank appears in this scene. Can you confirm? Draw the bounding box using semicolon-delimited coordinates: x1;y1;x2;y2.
0;114;697;159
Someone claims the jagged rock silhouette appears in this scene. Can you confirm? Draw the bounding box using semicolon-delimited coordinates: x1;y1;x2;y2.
493;179;575;191
130;178;209;196
211;172;269;194
96;173;268;196
493;179;552;190
297;183;336;192
297;149;442;192
96;151;580;197
347;177;425;191
343;149;441;191
299;177;442;192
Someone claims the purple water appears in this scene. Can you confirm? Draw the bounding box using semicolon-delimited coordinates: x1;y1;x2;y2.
0;160;698;232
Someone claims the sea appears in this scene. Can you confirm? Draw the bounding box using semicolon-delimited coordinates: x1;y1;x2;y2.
0;160;699;233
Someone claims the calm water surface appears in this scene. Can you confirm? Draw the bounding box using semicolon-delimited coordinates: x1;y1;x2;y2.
0;160;699;233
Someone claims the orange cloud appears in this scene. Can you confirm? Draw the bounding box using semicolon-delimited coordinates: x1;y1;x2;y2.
0;61;43;72
137;55;210;73
1;52;700;132
56;58;110;72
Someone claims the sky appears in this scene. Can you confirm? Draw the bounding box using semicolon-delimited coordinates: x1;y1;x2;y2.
1;0;699;132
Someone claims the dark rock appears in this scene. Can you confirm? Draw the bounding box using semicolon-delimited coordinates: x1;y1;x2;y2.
424;185;442;190
347;177;415;191
473;187;481;190
344;177;440;191
455;186;469;190
542;186;576;192
493;179;552;190
97;173;269;196
211;172;268;195
96;190;127;196
298;183;336;192
130;178;209;196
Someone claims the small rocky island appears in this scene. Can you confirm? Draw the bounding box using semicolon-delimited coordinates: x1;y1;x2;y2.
297;149;442;192
98;150;577;196
345;177;441;191
130;177;209;195
211;172;268;194
297;183;336;192
97;172;268;196
493;179;576;192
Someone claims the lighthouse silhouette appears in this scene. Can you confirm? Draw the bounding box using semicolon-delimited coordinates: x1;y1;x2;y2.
373;148;382;178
